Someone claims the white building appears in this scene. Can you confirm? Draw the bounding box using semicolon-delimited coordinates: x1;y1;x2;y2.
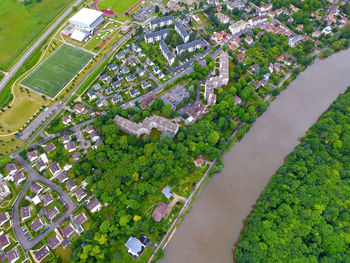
229;20;249;34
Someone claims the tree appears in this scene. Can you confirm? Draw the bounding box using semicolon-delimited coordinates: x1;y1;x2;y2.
155;5;160;13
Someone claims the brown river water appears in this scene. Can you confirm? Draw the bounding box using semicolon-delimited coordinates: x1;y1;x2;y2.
161;49;350;263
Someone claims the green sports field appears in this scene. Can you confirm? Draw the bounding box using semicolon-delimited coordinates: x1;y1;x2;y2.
98;0;139;14
22;45;93;98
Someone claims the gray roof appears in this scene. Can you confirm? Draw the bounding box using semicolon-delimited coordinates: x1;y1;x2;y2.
160;40;174;62
175;21;189;41
150;15;174;27
161;186;173;199
176;39;204;54
145;28;170;40
125;236;144;254
34;246;49;261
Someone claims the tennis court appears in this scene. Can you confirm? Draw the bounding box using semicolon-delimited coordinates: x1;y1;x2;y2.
22;45;93;98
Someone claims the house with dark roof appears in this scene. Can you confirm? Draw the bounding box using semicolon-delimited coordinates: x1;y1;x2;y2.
151;202;168;222
62;115;72;125
13;172;25;186
85;125;95;134
20;206;31;222
0;234;10;251
49;162;61;177
58;171;69;183
61;223;75;238
141;81;152;90
47;235;62;250
34;246;50;262
36;160;47;172
64;141;77;153
60;135;71;144
66;180;77;192
0;212;9;227
159;40;174;65
74;212;88;226
46;206;59;221
99;73;111;83
176;39;204;55
75;188;87;202
175;21;189;43
87;89;97;100
144;28;170;44
90;131;100;142
26;150;38;162
112;94;123;104
141;93;157;110
30;182;43;195
125;236;145;259
72;152;82;163
150;15;174;30
43;143;56;153
5;163;17;176
6;248;20;263
41;193;53;207
87;197;102;213
31;218;43;232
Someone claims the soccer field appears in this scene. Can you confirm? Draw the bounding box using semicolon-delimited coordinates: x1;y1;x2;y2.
22;45;93;98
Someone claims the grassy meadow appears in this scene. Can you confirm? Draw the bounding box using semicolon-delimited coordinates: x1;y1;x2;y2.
98;0;140;14
0;0;73;71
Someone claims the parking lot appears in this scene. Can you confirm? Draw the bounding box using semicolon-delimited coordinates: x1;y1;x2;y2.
134;5;154;21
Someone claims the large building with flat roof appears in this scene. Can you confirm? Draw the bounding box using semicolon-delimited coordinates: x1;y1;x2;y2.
69;8;104;32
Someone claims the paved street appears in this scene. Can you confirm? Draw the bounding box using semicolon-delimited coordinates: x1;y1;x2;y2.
11;155;78;251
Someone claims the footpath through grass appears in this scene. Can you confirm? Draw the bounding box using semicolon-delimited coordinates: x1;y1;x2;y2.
0;0;73;71
22;45;93;98
98;0;139;14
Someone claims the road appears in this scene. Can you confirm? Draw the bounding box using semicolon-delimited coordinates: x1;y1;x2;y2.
11;155;79;251
0;0;83;91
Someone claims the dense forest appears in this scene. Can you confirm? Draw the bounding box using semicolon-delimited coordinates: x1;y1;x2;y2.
235;87;350;262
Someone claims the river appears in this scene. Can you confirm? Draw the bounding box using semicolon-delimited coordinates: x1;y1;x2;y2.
161;49;350;263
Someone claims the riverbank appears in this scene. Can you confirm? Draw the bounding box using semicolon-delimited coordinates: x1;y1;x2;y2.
161;48;350;263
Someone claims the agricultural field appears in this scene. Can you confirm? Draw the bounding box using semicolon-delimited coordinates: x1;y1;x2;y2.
98;0;140;14
0;0;73;71
22;45;93;98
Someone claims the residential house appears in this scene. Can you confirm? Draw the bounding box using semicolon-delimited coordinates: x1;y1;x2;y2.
31;218;43;232
49;163;61;177
0;212;10;227
26;150;38;162
30;182;43;195
46;206;59;221
249;15;268;26
161;186;173;199
64;141;76;153
74;212;88;226
5;163;17;176
61;223;76;238
75;188;87;202
0;234;10;250
152;202;168;222
146;57;154;66
90;131;100;142
126;74;137;82
132;44;141;53
116;51;125;60
229;20;248;34
233;95;243;105
43;143;56;153
87;89;97;100
130;89;140;98
216;12;230;24
58;171;69;183
194;156;205;167
66;180;77;192
92;83;101;91
112;94;123;104
74;104;86;114
62;115;72;125
227;0;245;10
41;193;53;207
99;73;111;83
237;53;245;62
87;197;102;213
260;3;273;12
34;246;50;262
108;63;118;71
112;80;121;89
96;99;108;108
72;152;82;163
141;81;152;90
6;248;20;263
20;206;31;221
36;160;47;172
245;36;253;45
13;172;26;186
47;235;62;250
136;67;145;77
125;236;145;259
60;135;71;144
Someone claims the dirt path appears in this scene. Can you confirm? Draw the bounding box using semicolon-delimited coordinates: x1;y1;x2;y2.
166;194;186;217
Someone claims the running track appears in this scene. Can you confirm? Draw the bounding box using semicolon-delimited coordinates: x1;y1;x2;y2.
90;0;143;16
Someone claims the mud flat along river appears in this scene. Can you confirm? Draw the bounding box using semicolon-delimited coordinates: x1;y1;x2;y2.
161;49;350;263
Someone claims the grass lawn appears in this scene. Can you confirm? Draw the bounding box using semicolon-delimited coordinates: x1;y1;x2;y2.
98;0;140;14
0;86;46;135
0;0;73;71
22;44;94;98
0;135;23;157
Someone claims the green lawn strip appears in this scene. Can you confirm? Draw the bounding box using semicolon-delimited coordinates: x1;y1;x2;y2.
98;0;139;14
